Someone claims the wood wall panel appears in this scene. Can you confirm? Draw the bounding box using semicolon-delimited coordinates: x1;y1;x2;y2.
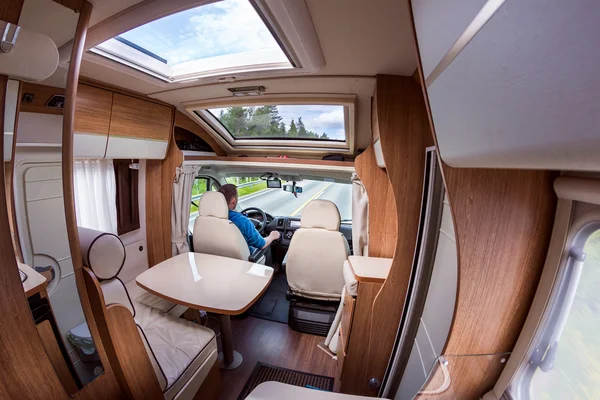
0;73;69;400
175;110;226;156
74;84;113;134
0;0;23;24
365;75;429;395
20;82;65;115
354;145;396;258
442;168;555;355
146;131;184;267
110;93;172;141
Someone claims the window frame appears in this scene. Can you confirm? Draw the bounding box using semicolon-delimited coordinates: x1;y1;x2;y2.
186;95;357;154
509;208;600;399
88;0;296;83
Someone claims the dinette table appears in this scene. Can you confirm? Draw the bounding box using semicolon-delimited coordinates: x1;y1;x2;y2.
136;252;274;370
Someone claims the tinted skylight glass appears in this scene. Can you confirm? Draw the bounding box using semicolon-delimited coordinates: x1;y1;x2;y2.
207;105;346;141
92;0;292;81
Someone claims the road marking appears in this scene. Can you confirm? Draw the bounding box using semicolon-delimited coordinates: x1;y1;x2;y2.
291;182;333;217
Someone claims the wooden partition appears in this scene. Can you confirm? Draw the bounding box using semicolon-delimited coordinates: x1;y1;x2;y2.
347;75;430;395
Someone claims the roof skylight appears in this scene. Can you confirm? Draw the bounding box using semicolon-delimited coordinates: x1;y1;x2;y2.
207;105;346;141
90;0;293;82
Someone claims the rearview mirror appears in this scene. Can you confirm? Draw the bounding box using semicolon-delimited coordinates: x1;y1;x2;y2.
283;184;303;194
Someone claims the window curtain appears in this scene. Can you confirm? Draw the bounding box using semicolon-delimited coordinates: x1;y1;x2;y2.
351;173;369;256
172;164;201;256
73;159;118;234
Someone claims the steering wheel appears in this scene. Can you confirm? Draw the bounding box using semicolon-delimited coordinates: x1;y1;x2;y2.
240;207;267;234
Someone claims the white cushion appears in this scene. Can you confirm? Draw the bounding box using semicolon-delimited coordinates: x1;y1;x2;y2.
342;260;358;297
198;191;228;218
193;216;250;261
301;200;341;231
125;279;187;317
247;382;385;400
78;227;125;280
100;278;135;316
136;309;217;397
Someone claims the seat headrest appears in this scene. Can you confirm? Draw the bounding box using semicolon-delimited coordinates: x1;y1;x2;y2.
300;200;341;231
199;191;229;219
78;227;126;280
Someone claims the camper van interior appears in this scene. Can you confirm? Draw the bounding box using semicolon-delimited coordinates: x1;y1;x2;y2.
2;0;599;399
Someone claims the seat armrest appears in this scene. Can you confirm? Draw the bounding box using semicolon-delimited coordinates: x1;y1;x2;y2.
249;246;267;263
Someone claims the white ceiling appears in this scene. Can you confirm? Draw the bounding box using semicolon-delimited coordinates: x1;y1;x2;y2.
79;0;417;96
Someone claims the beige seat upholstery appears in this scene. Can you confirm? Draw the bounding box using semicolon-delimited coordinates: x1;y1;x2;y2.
247;382;384;400
79;227;218;399
193;191;265;264
79;227;187;317
286;200;350;301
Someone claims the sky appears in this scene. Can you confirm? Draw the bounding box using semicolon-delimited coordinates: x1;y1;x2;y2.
118;0;285;67
209;105;346;140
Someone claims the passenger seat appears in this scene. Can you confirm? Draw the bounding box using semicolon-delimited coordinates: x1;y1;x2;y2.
79;227;219;399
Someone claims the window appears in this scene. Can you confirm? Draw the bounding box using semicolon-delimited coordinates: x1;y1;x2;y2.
207;105;346;141
226;176;352;221
114;160;140;235
515;223;600;399
189;176;219;231
90;0;292;82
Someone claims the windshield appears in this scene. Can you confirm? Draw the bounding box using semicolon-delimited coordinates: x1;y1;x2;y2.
226;177;352;221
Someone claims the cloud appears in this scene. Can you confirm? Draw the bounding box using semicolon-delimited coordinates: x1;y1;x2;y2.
119;0;282;67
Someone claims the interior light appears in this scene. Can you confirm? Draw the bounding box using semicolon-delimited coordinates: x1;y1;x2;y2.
228;86;266;97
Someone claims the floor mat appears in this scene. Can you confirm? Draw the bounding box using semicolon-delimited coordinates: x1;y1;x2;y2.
248;271;289;324
237;362;334;400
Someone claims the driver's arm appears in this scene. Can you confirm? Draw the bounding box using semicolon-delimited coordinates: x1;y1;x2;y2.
261;230;281;249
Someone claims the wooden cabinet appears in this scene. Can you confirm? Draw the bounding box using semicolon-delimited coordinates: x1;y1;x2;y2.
336;256;391;395
109;93;172;141
72;85;174;159
74;84;113;135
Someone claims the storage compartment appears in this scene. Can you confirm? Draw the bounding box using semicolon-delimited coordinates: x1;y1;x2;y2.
288;299;338;337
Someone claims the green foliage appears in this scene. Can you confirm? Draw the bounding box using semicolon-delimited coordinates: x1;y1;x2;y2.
215;106;329;139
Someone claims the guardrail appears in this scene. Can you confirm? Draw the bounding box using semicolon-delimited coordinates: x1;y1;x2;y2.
191;180;264;202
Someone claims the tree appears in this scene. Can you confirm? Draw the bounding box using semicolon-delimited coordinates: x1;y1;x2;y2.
320;132;329;139
297;117;308;137
279;121;286;135
288;119;298;137
219;106;249;136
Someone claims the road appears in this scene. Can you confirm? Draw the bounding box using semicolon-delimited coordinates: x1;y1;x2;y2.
189;180;351;232
238;180;352;220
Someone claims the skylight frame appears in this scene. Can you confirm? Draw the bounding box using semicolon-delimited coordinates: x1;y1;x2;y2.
88;0;297;83
185;95;357;154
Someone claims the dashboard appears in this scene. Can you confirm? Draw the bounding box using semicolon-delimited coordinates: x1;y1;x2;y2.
243;211;353;252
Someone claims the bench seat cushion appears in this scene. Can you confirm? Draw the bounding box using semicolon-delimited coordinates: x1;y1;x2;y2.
137;304;217;397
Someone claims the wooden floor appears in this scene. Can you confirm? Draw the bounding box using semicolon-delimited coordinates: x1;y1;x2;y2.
208;316;337;400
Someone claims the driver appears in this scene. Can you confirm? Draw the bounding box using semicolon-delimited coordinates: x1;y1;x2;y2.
218;184;280;258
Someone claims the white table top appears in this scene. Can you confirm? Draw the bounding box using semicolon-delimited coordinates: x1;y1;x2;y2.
136;253;274;315
348;256;392;283
18;261;47;297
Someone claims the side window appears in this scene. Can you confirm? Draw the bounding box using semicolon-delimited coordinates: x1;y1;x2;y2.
517;225;600;399
190;177;209;215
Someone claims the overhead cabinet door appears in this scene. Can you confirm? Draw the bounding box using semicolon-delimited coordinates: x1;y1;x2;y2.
74;84;112;158
106;93;172;159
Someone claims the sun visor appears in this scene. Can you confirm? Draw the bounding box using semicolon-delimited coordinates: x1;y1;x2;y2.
0;21;59;82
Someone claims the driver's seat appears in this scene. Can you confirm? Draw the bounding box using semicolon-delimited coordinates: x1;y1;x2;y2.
193;191;266;264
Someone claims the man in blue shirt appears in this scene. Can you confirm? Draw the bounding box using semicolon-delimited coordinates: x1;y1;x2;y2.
218;184;280;255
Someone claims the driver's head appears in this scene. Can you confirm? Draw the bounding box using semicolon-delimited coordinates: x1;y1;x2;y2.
218;184;238;210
